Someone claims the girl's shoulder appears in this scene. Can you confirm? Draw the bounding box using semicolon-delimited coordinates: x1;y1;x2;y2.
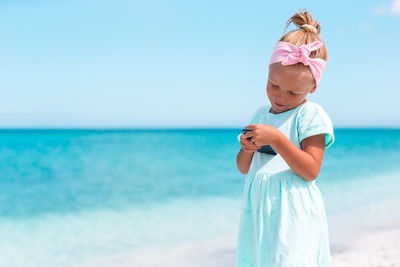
296;100;335;149
297;100;332;120
248;103;269;124
256;103;270;113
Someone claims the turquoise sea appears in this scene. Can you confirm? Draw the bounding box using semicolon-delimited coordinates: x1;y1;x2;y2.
0;129;399;266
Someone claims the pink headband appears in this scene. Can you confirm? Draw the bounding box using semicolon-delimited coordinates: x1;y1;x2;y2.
269;40;327;86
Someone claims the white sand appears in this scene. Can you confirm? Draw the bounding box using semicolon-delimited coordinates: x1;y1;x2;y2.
77;227;400;267
332;226;400;267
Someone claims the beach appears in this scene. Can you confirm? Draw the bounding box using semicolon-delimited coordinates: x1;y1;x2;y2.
332;225;400;267
76;225;400;267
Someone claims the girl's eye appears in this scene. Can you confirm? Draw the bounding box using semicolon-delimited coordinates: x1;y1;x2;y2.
272;84;279;88
289;91;297;96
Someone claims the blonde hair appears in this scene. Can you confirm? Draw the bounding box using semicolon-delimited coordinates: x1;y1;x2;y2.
271;9;328;85
279;8;328;62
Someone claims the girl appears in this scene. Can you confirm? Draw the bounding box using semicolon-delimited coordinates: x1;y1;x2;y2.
235;9;334;267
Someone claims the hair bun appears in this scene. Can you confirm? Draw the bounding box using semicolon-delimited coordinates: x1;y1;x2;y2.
300;24;318;34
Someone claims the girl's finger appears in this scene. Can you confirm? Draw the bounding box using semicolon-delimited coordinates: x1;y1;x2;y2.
245;144;258;150
244;139;254;145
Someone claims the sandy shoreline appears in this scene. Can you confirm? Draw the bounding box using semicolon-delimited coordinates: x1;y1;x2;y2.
77;225;400;267
332;225;400;267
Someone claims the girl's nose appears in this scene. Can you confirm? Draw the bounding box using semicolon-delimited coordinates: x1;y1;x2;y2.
275;90;285;101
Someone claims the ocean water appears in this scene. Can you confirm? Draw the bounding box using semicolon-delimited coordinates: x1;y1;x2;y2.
0;129;399;266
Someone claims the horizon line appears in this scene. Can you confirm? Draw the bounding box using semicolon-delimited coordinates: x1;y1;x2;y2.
0;127;399;131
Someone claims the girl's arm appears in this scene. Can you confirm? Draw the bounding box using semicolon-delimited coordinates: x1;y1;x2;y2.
236;148;255;175
272;132;326;181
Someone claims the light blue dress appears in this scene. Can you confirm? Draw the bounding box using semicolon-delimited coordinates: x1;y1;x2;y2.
235;100;334;267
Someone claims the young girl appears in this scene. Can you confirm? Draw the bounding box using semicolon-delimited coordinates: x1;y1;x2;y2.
235;9;334;267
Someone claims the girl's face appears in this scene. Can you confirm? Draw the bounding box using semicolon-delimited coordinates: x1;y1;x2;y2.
267;63;316;114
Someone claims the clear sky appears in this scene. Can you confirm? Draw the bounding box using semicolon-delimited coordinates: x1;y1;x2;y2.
1;0;399;128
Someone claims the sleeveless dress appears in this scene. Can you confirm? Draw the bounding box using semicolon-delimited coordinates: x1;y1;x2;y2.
235;100;335;267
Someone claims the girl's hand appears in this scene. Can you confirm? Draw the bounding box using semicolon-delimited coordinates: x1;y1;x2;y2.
243;124;280;147
239;132;261;154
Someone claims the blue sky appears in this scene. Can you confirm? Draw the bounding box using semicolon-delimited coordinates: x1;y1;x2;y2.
0;0;399;128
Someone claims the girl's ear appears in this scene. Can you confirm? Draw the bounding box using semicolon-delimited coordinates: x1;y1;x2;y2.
310;85;317;94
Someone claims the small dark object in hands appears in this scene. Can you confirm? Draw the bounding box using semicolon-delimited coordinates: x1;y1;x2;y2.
242;129;278;155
